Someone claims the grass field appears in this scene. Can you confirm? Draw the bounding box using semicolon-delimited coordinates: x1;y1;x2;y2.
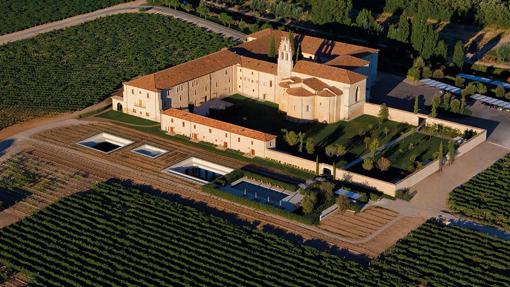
449;154;510;230
0;0;129;35
0;180;508;286
0;13;234;130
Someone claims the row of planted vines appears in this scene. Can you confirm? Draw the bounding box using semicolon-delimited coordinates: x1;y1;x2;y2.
0;180;508;286
449;153;510;229
0;0;129;35
0;13;235;129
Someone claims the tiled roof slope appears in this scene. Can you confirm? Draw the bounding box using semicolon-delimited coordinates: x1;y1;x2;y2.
125;49;241;91
293;60;366;84
243;29;378;57
163;109;277;142
240;56;277;74
325;55;370;70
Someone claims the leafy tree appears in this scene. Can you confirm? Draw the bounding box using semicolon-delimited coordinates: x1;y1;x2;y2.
320;182;335;201
376;157;391;171
197;2;210;18
476;82;487;94
334;144;347;158
306;138;315;155
301;191;318;214
407;66;421;81
432;69;444;79
454;76;465;88
218;12;233;27
336;195;350;213
465;82;476;95
447;140;455;165
369;138;379;154
495;85;505;98
378;103;389;123
362;158;374;171
431;92;441;118
388;15;410;43
163;0;181;9
443;92;452;111
411;16;426;53
414;95;420;113
310;0;352;25
325;144;337;158
452;41;465;68
420;25;439;60
435;40;448;62
450;98;461;114
268;33;276;58
282;129;298;146
355;9;382;33
181;3;193;12
422;66;432;78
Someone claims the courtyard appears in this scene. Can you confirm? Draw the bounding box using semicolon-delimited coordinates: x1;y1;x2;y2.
208;95;450;182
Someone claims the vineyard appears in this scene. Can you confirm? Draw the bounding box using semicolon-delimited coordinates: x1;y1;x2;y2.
0;13;234;129
0;0;128;35
0;180;508;286
449;154;510;230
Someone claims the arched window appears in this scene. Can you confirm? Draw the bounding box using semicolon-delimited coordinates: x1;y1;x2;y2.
355;87;360;102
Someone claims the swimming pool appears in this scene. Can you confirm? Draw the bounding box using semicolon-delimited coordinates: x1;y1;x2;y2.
231;181;288;203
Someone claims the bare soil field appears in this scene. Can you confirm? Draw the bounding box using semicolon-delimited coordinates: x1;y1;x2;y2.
320;207;399;240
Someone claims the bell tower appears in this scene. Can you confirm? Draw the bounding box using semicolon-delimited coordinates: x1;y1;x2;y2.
277;36;293;80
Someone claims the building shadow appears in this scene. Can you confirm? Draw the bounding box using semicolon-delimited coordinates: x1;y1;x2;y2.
0;139;15;158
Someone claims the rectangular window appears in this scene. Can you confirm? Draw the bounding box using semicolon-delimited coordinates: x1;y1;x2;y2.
270;80;273;87
147;93;149;99
238;138;240;142
209;128;212;133
171;118;174;123
194;125;196;129
306;105;310;112
182;122;185;127
146;112;149;116
132;108;136;113
251;141;253;145
225;133;228;138
131;89;134;94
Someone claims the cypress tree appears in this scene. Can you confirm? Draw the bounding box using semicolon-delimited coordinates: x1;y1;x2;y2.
452;41;465;68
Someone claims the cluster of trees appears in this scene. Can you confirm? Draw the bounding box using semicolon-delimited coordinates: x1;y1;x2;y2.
449;154;510;229
250;0;304;20
360;105;392;172
0;14;234;129
0;0;129;35
383;0;510;28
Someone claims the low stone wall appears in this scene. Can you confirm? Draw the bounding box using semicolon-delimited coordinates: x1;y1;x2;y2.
394;129;487;191
363;102;486;134
332;166;398;196
265;149;318;172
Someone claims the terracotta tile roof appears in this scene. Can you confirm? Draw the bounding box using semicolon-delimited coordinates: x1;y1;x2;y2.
302;77;329;91
163;109;276;142
325;55;370;70
286;87;314;97
154;49;241;89
126;49;241;91
240;56;277;74
244;29;378;57
318;89;339;97
125;74;158;92
293;60;366;84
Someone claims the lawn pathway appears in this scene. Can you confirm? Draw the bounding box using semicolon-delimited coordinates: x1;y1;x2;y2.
342;128;417;169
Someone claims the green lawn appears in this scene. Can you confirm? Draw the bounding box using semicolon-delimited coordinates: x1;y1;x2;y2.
210;95;413;163
383;133;448;171
98;110;159;126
